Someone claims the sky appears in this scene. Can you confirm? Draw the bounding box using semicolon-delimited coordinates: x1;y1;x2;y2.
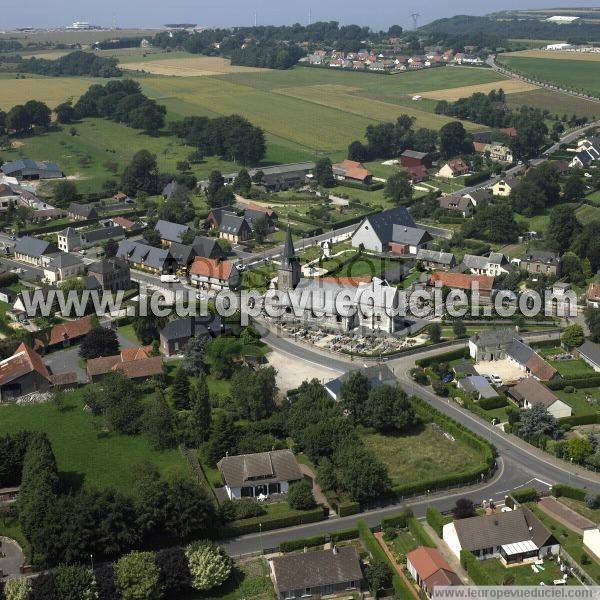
5;0;600;31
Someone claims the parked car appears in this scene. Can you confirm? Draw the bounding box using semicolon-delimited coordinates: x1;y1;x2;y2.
491;374;502;385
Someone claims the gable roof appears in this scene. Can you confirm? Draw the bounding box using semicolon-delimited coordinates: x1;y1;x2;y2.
401;149;429;160
471;327;517;348
68;203;98;219
578;340;600;368
391;225;431;246
429;272;494;292
522;250;560;264
508;378;561;408
192;235;223;259
155;220;189;243
439;195;473;211
160;314;224;342
36;316;93;349
116;240;173;272
88;257;129;276
525;353;558;381
416;248;455;265
0;342;51;385
190;257;234;281
460;375;498;399
219;213;250;235
407;546;454;581
86;350;163;379
217;449;302;488
168;242;196;265
81;226;125;245
14;236;58;258
270;547;362;593
1;159;62;176
43;252;84;271
357;206;416;246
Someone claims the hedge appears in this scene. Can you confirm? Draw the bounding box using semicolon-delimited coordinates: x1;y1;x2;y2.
547;375;600;390
415;347;469;368
551;484;586;501
408;517;436;548
510;487;539;504
381;508;413;530
461;549;494;585
222;506;325;537
337;180;385;192
357;520;413;599
426;506;446;537
337;500;360;517
464;170;491;186
279;527;359;553
478;396;509;410
559;413;600;427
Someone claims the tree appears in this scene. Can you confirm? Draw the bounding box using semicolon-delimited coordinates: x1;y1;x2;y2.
561;324;584;349
132;313;166;345
53;180;78;205
182;334;208;375
206;170;224;206
428;322;442;343
121;150;160;196
348;140;370;162
547;205;581;254
54;101;76;124
253;216;270;244
314;157;335;187
287;481;316;510
510;181;546;216
560;252;584;284
155;547;191;596
232;168;251;195
79;327;120;360
564;437;593;464
171;367;191;410
206;337;242;379
144;391;176;450
439;121;469;158
365;560;392;595
185;541;232;591
384;171;413;204
462;204;521;243
188;377;212;445
519;404;562;442
54;565;97;600
230;366;277;421
340;371;371;424
129;100;166;134
365;385;418;433
585;307;600;343
453;320;467;338
143;229;162;247
563;174;586;202
452;497;475;519
105;238;119;258
115;551;163;600
4;578;32;600
6;105;31;134
204;412;237;466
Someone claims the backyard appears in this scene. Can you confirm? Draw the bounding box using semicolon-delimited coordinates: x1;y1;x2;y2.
476;556;578;586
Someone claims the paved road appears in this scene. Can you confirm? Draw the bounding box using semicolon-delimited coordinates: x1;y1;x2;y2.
221;326;600;556
0;536;25;580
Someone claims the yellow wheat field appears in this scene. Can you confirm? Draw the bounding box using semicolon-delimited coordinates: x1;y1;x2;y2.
421;79;538;101
120;56;270;76
505;49;600;61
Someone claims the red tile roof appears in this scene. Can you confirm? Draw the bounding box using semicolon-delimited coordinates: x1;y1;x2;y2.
0;343;51;385
86;347;162;379
113;216;135;229
525;353;558;381
40;316;93;348
473;142;489;153
246;202;275;217
429;272;494;292
407;547;454;580
321;275;373;286
120;345;153;362
190;257;233;280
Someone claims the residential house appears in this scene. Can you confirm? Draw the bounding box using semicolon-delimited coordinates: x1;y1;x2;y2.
462;188;492;206
1;159;63;181
520;251;561;277
154;220;190;246
406;547;461;598
0;343;53;401
443;508;559;564
507;378;571;418
332;160;373;184
219;214;252;244
491;175;518;197
67;203;99;221
577;341;600;372
473;131;492;145
438;195;474;217
189;257;241;291
0;184;20;211
416;249;456;270
35;316;93;351
161;180;185;199
86;347;163;382
324;365;396;401
192;235;225;261
111;216;144;232
406;164;429;182
437;159;469;178
269;547;363;600
462;253;509;277
159;314;226;356
389;225;432;255
400;149;432;169
42;253;85;283
14;237;59;266
217;449;303;500
57;227;82;252
13;286;59;317
58;226;125;252
243;207;274;231
351;206;418;253
458;375;498;400
488;143;513;163
168;243;197;273
204;208;234;230
428;272;495;298
87;258;131;293
550;160;571;176
116;240;177;275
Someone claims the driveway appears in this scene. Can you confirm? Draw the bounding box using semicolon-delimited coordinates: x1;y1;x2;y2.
0;537;25;580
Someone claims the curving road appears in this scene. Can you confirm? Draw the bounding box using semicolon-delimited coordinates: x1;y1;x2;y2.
221;325;600;557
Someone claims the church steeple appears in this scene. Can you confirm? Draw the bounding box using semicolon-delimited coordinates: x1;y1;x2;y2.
278;225;300;291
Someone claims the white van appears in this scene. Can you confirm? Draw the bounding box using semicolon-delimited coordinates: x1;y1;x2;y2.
160;274;179;283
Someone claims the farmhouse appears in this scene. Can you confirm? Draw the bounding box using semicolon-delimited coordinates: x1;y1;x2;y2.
507;378;571;418
154;220;190;246
14;236;59;266
437;159;469;178
189;257;241;290
35;316;93;351
491;175;518;197
86;347;163;382
400;149;432;169
332;160;373;184
67;203;99;221
0;343;53;401
462;253;509;277
462;189;492;206
416;249;456;270
351;206;418;253
87;258;131;293
217;449;303;500
219;213;252;244
520;251;561;277
116;240;177;275
443;508;559;564
159;314;226;356
111;216;143;232
576;341;600;372
1;159;63;181
438;195;474;218
0;184;21;210
269;547;363;600
406;547;461;598
204;208;234;230
42;252;85;283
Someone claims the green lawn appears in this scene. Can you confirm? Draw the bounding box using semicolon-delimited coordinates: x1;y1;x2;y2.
476;557;578;586
117;323;140;344
0;392;190;494
387;528;420;557
555;388;600;417
576;203;600;224
558;497;600;523
362;423;482;487
548;358;596;378
586;190;600;205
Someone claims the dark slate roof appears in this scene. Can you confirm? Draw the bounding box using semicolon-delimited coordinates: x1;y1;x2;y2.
463;254;489;270
219;213;249;235
161;180;183;198
460;375;497;399
116;240;172;271
14;236;58;257
578;341;600;368
1;159;62;175
168;242;196;265
192;236;223;259
402;149;429;159
464;189;492;203
207;208;236;226
522;250;560;264
453;361;478;376
325;365;396;400
159;314;224;342
68;203;98;219
505;339;534;366
472;131;492;144
508;378;561;409
217;449;302;487
44;252;83;270
391;225;431;246
83;276;103;291
575;150;593;166
453;508;553;552
249;162;315;177
417;249;455;265
88;257;129;275
155;219;189;244
271;547;362;593
81;226;125;245
361;206;416;246
470;327;516;348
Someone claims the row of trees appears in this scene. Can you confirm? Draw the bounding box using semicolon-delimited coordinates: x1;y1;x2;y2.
0;100;51;135
230;43;305;69
18;51;121;78
435;89;510;128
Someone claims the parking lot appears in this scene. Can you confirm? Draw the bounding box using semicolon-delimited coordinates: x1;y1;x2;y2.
474;359;525;383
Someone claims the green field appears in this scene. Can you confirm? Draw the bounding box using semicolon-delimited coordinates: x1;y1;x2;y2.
505;88;600;119
362;423;482;487
0;392;190;494
576;203;600;224
500;55;600;96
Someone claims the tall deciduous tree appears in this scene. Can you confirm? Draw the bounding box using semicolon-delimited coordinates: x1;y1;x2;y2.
384;171;413;204
314;157;335;187
185;541;232;591
188;377;212;445
79;327;120;360
121;150;160;196
115;551;163;600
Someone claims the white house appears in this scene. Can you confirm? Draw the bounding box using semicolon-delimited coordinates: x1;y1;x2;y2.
462;253;509;277
507;378;571;419
351;206;417;253
217;450;303;500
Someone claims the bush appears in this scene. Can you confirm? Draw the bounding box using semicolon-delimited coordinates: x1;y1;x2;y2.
432;380;449;397
382;526;397;541
478;396;509;410
461;550;494;585
564;386;575;394
585;494;600;509
381;508;413;529
186;540;232;592
415;347;469;368
336;500;360;517
279;528;359;552
222;506;325;536
510;487;538;504
220;498;266;522
287;481;316;510
426;506;446;537
551;484;586;501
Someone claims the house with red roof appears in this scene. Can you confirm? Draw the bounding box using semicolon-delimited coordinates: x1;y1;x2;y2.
333;160;373;184
0;343;53;400
35;316;94;351
86;346;162;382
429;272;495;297
407;547;462;598
189;257;241;291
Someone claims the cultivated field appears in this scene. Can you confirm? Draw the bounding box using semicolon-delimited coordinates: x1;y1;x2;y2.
505;89;599;119
121;55;270;76
421;79;537;101
0;76;97;110
0;28;160;44
506;49;600;61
